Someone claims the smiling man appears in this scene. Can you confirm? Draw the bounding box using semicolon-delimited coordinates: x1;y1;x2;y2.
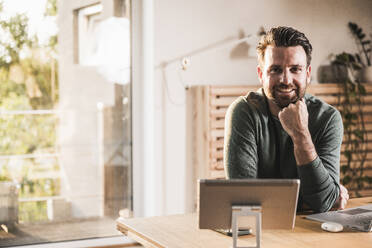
224;26;349;212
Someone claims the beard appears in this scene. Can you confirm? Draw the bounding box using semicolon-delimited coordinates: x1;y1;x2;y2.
270;83;306;108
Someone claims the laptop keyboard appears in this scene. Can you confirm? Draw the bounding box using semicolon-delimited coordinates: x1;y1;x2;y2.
356;218;372;227
307;205;372;232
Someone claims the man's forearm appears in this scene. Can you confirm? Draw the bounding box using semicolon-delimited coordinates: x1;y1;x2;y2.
297;157;340;212
292;130;318;166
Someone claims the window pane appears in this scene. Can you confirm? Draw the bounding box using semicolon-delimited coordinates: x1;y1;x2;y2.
0;0;132;246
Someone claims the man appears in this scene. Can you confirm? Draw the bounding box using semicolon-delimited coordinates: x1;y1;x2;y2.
224;26;348;212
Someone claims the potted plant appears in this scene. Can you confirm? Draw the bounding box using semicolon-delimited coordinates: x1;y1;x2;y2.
331;52;372;196
0;169;19;229
348;22;372;83
317;61;348;83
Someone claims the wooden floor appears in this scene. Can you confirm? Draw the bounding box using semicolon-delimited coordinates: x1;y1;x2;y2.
0;216;124;247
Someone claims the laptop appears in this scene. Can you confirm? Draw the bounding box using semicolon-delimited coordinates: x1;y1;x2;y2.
306;204;372;232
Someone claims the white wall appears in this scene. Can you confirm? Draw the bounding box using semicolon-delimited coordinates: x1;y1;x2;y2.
147;0;372;216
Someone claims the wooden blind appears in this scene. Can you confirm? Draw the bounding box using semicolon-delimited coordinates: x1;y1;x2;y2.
187;84;372;197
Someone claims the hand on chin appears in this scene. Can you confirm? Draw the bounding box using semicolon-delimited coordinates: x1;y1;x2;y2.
278;99;309;138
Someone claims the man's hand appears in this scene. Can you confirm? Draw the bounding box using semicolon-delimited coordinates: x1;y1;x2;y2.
331;184;349;210
278;99;309;138
278;99;317;165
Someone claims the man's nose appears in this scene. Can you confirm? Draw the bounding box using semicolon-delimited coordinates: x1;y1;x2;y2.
280;69;293;85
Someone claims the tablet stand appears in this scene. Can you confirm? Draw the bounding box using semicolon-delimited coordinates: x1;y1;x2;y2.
231;205;262;248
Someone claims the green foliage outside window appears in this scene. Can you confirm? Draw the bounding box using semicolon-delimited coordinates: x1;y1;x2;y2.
0;0;59;223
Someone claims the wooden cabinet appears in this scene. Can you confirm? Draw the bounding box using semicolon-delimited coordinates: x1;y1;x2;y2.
187;84;372;198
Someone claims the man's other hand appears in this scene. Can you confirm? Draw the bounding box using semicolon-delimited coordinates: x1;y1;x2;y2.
331;184;349;210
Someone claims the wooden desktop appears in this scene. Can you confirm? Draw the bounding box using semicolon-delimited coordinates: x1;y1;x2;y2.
117;196;372;248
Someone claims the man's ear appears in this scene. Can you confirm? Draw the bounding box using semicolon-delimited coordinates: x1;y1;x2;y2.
257;65;263;84
306;65;312;85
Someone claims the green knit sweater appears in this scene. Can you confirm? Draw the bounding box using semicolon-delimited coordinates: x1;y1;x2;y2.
224;88;343;212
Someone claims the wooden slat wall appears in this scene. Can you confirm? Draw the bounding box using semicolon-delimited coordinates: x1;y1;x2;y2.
188;84;372;197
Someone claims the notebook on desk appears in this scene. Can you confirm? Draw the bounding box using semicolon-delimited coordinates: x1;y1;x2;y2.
306;204;372;232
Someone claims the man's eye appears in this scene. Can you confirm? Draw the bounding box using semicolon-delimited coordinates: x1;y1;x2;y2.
290;67;302;73
269;67;281;73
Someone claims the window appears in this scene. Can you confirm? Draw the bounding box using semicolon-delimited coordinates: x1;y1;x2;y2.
75;3;103;65
0;0;132;246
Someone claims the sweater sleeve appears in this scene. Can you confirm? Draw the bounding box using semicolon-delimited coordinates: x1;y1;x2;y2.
297;110;343;212
224;97;258;179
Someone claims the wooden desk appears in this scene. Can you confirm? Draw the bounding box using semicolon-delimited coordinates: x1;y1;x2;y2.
117;197;372;248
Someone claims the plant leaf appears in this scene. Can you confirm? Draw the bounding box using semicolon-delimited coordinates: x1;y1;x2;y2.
355;53;362;63
364;176;372;184
344;150;352;161
353;129;364;140
340;165;350;174
342;175;352;185
348;22;356;30
358;84;366;94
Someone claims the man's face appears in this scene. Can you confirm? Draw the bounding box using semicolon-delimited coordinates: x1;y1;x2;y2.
257;45;311;108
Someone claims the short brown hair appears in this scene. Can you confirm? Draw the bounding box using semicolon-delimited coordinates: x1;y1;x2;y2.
256;26;312;67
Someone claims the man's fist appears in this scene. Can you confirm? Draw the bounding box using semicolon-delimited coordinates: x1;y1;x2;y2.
278;98;309;139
